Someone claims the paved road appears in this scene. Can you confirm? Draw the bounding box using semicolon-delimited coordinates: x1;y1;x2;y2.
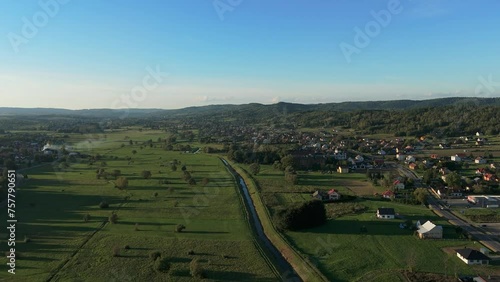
427;195;500;252
394;164;500;252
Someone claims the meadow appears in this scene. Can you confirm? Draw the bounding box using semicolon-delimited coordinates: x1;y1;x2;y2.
249;164;499;281
0;130;277;281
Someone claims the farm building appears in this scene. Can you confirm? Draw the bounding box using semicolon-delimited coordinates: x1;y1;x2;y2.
416;220;443;239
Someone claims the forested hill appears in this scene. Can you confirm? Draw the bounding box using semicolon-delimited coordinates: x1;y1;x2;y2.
156;97;500;117
1;97;499;118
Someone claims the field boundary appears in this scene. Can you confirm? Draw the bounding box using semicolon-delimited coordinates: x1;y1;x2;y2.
229;161;329;282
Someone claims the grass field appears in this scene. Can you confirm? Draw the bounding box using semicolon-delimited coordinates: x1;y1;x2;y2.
0;130;276;281
250;163;500;281
285;200;496;281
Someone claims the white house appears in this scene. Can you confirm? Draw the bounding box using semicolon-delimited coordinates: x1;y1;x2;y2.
475;157;487;164
337;166;349;174
355;155;364;163
376;208;395;219
456;248;490;265
327;189;341;200
396;154;405;161
451;155;462;162
405;155;416;163
416;221;443;239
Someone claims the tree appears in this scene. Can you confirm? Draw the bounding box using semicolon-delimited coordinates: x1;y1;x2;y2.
154;257;170;273
115;177;129;189
175;224;186;232
189;258;204;279
445;172;462;189
170;164;177;172
280;155;295;170
132;150;137;155
201;178;210;186
413;188;427;205
249;163;260;175
141;170;152;179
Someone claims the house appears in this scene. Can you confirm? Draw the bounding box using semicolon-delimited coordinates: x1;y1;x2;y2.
475;157;487;164
327;189;341;200
484;173;497;182
312;191;327;201
393;180;405;190
406;155;416;163
376;208;395;219
355;155;364;163
382;190;394;199
456;248;491;265
396;154;405;161
337;166;349;174
408;163;417;170
451;155;462;162
416;221;443;239
430;154;439;159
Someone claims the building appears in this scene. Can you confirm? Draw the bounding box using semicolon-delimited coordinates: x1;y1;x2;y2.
327;189;341;200
416;221;443;239
382;190;394;199
312;191;327;201
337;166;349;174
376;208;395;219
456;248;491;265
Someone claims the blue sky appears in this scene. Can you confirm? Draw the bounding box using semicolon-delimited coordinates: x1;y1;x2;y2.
1;0;499;109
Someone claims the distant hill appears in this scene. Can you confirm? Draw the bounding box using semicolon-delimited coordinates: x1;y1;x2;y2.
1;97;499;118
0;107;163;117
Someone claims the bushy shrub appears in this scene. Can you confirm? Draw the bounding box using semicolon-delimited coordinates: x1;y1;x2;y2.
83;213;91;222
149;251;162;261
154;257;170;273
190;258;204;279
175;224;186;232
112;246;120;257
109;212;118;224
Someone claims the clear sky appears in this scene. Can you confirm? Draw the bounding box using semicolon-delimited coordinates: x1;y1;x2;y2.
1;0;499;109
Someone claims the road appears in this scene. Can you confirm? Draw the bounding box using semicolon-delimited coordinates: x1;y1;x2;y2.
427;196;500;252
396;164;500;252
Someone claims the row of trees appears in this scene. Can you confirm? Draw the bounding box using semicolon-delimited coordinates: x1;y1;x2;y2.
274;200;326;231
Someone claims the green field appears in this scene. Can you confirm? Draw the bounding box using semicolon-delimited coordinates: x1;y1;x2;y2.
284;200;491;281
0;130;276;281
250;164;499;281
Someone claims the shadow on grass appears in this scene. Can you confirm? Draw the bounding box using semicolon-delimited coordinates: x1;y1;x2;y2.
182;231;229;235
204;270;276;282
169;257;192;263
